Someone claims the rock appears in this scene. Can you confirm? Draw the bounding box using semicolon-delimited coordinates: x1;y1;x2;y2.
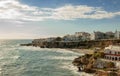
84;68;96;73
20;43;33;46
108;72;118;76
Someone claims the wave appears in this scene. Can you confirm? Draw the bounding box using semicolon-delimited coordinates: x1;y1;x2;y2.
45;56;78;61
59;62;94;76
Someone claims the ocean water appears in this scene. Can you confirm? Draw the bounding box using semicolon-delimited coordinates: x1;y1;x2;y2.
0;39;91;76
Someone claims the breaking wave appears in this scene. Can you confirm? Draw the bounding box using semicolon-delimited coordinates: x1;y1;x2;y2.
0;40;93;76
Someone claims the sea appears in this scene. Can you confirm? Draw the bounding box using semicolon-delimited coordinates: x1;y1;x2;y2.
0;39;93;76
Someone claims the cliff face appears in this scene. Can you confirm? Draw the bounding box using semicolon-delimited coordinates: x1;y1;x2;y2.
72;52;120;75
72;54;96;73
72;51;120;76
22;39;120;49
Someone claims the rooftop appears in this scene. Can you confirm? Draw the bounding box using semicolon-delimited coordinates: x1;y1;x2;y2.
105;45;120;51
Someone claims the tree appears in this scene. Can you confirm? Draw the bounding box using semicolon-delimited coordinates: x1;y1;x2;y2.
55;37;62;41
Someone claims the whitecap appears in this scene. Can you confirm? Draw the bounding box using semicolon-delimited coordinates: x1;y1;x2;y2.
45;56;78;60
59;62;94;76
10;56;20;59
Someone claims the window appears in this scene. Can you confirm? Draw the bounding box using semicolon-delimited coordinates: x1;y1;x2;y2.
110;57;111;60
109;51;111;54
115;57;117;61
112;57;114;60
105;56;107;59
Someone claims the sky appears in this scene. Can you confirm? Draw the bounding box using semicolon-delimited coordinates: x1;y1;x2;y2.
0;0;120;39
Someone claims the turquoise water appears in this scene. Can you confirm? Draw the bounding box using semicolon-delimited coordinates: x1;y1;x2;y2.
0;40;82;76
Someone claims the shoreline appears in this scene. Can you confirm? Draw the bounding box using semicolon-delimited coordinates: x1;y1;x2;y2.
39;47;94;54
21;47;120;76
67;49;94;54
28;46;94;54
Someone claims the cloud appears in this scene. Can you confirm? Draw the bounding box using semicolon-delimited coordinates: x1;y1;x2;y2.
0;0;41;21
0;0;120;22
51;5;120;20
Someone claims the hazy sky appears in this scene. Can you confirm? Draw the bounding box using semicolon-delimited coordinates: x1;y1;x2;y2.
0;0;120;39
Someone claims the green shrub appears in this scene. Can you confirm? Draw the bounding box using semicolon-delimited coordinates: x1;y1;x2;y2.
93;52;105;58
106;62;115;68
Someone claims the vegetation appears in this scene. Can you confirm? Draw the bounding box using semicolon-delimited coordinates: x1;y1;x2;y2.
84;54;92;58
108;72;117;76
106;62;115;68
93;51;105;58
55;37;62;41
72;51;118;75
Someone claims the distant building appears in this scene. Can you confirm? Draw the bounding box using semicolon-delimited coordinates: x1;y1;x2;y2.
63;32;90;42
115;30;120;39
90;31;106;40
63;34;80;41
104;45;120;61
105;31;114;39
75;32;90;37
75;32;90;41
90;31;116;40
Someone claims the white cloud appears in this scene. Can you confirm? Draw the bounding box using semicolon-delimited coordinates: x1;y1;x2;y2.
0;0;120;22
0;0;41;21
15;24;24;27
51;5;120;20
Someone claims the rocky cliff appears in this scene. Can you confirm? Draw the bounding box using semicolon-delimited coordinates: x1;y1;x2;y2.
72;52;120;76
21;39;120;49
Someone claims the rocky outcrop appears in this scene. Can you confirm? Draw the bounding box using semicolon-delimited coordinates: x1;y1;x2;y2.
72;52;118;74
95;71;120;76
20;43;33;46
21;39;120;49
72;54;96;73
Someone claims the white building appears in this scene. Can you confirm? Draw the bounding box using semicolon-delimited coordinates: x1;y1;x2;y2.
63;34;80;41
75;32;90;41
115;30;120;39
90;31;105;40
63;32;90;42
105;31;114;39
104;45;120;61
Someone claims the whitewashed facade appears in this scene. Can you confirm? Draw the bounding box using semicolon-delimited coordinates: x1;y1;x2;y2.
90;31;105;40
115;30;120;39
104;45;120;61
75;32;90;40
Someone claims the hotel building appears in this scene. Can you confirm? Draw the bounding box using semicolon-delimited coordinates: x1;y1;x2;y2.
104;45;120;61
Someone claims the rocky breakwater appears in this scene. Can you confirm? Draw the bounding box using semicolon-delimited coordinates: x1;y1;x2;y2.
72;51;120;76
20;43;33;46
